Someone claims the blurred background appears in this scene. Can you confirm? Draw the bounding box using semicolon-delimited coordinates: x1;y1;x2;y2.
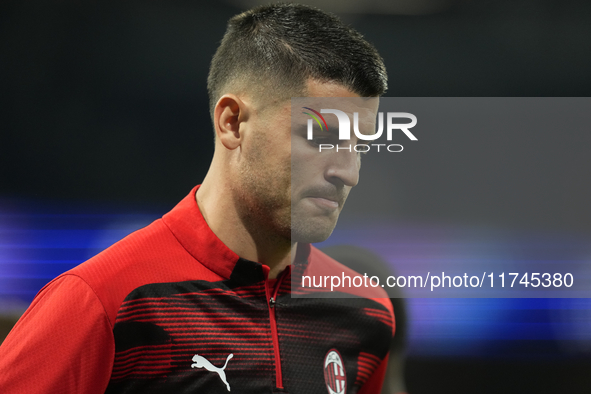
1;0;590;393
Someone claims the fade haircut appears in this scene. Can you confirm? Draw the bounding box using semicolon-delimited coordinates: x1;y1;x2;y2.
207;3;387;121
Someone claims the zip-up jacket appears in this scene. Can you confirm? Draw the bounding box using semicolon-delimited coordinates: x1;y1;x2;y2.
0;186;394;393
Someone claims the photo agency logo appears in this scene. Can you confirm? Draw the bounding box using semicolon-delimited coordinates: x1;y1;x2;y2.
302;107;418;153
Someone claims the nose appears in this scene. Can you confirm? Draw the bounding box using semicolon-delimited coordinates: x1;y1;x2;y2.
324;145;360;187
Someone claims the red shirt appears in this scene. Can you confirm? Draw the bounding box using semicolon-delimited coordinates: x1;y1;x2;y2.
0;186;394;393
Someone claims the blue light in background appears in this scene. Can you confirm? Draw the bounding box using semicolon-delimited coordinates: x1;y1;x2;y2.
0;199;158;304
1;202;590;359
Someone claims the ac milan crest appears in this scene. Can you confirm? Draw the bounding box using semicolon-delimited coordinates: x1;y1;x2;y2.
323;349;346;394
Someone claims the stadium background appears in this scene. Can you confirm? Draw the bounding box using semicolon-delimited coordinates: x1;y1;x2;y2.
1;0;590;392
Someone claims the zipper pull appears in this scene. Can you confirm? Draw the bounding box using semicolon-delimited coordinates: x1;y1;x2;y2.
269;297;276;308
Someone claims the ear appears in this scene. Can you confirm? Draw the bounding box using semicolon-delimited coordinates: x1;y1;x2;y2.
214;94;248;150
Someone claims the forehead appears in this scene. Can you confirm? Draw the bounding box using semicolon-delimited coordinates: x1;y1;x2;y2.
291;95;380;132
297;79;379;116
295;97;379;116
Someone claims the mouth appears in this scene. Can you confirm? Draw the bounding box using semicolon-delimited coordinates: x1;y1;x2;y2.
302;189;345;212
307;196;340;210
298;185;346;212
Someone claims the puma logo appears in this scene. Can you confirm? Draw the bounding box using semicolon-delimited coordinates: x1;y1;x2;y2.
191;353;234;391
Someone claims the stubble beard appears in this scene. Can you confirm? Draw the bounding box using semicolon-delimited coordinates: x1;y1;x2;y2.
232;145;292;243
234;158;341;245
290;196;344;244
231;134;346;245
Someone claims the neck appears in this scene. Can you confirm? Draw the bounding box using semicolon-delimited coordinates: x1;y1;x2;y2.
197;175;295;280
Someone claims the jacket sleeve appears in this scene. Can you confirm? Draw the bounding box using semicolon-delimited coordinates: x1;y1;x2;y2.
0;274;115;394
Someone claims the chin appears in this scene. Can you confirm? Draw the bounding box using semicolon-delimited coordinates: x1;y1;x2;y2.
290;218;337;244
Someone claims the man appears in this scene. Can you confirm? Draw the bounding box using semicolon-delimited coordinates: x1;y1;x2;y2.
0;3;394;393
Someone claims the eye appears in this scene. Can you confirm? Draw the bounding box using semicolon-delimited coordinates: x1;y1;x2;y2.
309;134;338;146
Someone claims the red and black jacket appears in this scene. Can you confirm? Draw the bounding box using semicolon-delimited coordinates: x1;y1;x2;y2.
0;186;394;394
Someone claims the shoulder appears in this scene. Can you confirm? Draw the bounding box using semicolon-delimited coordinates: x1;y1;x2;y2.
305;245;394;316
62;216;216;325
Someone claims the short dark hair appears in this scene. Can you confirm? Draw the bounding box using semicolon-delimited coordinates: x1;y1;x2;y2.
207;3;387;119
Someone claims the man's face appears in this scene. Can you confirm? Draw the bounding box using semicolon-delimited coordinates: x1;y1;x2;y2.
234;80;378;243
291;86;379;243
